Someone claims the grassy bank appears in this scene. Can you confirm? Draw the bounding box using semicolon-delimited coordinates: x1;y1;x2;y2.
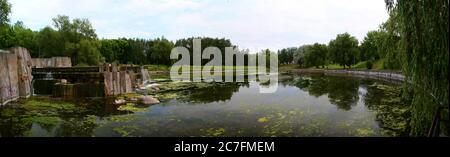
321;60;385;70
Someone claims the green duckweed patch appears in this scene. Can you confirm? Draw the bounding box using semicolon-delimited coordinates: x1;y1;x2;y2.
23;99;79;114
117;93;142;101
113;125;139;137
117;103;148;113
32;116;61;126
201;128;226;137
258;117;270;123
106;115;137;123
355;128;376;137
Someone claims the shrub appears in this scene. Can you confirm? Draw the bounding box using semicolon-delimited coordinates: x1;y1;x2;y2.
366;61;373;69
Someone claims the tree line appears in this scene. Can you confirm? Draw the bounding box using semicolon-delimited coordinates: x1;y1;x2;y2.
278;14;402;70
278;5;405;70
1;8;177;66
1;0;262;67
1;0;245;66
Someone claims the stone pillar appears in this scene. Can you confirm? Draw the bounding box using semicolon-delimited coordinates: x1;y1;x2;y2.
103;64;114;96
120;71;133;94
112;63;120;95
120;71;126;94
141;67;150;82
125;72;133;93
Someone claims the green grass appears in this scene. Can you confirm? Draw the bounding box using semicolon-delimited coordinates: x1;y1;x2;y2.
315;59;386;70
353;61;368;69
325;64;345;69
144;65;171;71
372;59;384;70
279;64;301;71
353;60;385;70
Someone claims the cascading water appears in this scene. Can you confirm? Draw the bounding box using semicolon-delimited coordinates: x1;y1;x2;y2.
44;72;53;80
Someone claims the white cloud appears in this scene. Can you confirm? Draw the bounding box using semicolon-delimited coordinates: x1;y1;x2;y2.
9;0;389;52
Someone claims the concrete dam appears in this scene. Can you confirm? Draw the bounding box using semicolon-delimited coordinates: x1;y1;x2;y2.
0;47;150;105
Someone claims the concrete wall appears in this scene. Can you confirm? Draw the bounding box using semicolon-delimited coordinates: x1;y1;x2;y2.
0;51;19;105
325;70;405;82
291;69;405;82
1;47;36;105
103;64;134;96
32;57;72;68
11;47;33;98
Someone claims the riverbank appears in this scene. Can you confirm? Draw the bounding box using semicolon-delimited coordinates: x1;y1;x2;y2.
289;69;405;82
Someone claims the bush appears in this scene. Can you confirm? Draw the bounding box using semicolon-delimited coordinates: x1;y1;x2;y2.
366;61;373;69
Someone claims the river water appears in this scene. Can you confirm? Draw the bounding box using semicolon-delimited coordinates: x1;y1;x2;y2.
0;74;409;137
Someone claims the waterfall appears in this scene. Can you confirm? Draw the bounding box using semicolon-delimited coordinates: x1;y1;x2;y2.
45;72;53;80
31;79;35;96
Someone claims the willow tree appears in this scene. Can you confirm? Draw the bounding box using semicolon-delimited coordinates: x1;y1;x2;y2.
386;0;449;136
328;33;360;68
0;0;11;25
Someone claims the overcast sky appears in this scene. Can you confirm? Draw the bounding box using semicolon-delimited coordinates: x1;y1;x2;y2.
9;0;389;52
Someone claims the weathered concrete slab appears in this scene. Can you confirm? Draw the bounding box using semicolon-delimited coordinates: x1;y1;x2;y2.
112;64;120;95
120;71;133;94
11;47;33;98
103;65;113;96
32;57;72;68
53;57;72;67
141;68;150;82
30;63;143;98
0;51;19;105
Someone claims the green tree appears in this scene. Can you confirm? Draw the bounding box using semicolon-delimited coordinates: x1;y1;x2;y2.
305;43;328;68
99;39;116;63
147;37;174;65
11;21;39;56
360;12;402;70
74;39;104;66
0;0;13;49
328;33;360;68
37;15;103;65
360;30;382;61
0;0;11;25
0;24;14;49
174;37;235;66
37;26;63;57
278;47;296;65
293;45;309;67
378;12;402;70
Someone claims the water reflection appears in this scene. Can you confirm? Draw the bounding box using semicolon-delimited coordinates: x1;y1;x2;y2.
288;75;361;111
176;83;247;104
